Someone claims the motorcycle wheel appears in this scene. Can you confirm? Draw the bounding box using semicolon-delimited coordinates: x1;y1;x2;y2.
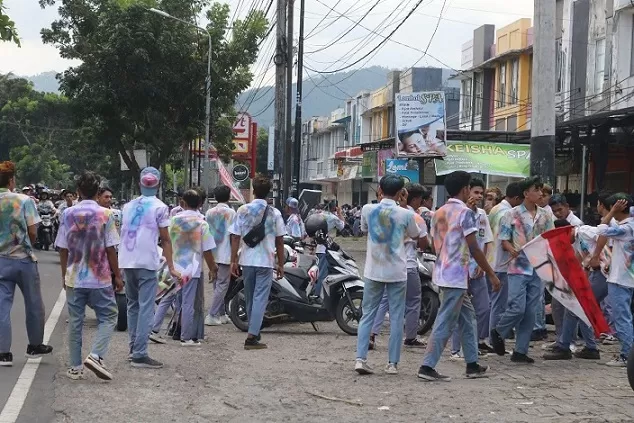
116;294;128;332
628;347;634;391
228;289;250;332
417;289;440;336
335;291;363;336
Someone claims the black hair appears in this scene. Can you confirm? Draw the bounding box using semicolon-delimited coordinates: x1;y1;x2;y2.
520;176;543;192
77;171;101;199
597;191;613;209
549;194;569;207
214;185;231;203
98;187;113;196
421;186;432;201
554;219;571;228
606;193;634;210
182;189;200;209
444;171;471;197
379;174;405;197
505;181;523;199
405;183;425;205
253;174;272;199
193;186;206;207
470;177;485;190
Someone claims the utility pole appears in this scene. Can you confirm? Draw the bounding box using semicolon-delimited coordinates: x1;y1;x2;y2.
530;1;556;185
292;0;305;198
283;0;294;203
273;0;287;209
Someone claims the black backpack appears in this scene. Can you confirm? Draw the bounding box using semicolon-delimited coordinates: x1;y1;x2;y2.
242;206;269;248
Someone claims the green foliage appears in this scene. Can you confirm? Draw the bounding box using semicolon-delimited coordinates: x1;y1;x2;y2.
39;0;269;175
255;126;269;174
10;142;72;188
0;0;20;46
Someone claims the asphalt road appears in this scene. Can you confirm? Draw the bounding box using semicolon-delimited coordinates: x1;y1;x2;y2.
0;250;63;423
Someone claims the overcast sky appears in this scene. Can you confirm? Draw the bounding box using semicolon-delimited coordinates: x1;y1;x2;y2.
0;0;534;82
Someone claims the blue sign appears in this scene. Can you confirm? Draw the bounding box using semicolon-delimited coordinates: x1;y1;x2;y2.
385;159;419;183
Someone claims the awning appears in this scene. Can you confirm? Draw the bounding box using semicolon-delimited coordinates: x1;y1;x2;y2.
332;116;351;124
333;146;363;160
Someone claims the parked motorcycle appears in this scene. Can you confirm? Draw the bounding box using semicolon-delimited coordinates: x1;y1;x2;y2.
35;214;54;251
417;252;440;336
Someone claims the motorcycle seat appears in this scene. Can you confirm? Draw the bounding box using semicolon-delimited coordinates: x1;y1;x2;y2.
285;267;309;280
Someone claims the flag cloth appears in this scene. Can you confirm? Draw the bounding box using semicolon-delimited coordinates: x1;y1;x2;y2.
522;226;609;337
214;158;246;203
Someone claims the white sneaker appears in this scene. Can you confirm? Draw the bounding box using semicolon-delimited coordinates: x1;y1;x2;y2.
221;314;231;324
354;359;374;375
66;367;84;380
541;341;557;351
384;363;398;375
602;334;618;345
180;340;202;347
83;355;112;381
149;332;166;344
449;352;463;361
605;355;627;367
205;315;222;326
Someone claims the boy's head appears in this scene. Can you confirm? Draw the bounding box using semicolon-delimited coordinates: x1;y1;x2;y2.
421;186;433;209
182;189;200;210
378;174;405;200
98;187;114;208
444;171;471;202
214;185;231;203
520;176;543;205
607;193;634;219
485;187;502;212
505;181;524;207
252;174;272;200
0;161;16;191
405;183;426;209
538;183;553;208
550;194;571;220
77;171;101;200
469;177;486;207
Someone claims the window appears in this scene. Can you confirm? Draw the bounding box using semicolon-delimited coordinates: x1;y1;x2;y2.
507;115;517;131
594;38;605;94
462;79;472;118
474;73;483;115
495;118;505;131
498;63;506;108
510;59;519;105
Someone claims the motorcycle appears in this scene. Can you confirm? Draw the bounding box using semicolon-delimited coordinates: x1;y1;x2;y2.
35;214;54;251
225;238;364;335
417;252;440;336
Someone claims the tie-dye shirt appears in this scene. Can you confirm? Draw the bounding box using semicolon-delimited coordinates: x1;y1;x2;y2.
170;205;183;217
488;199;512;272
169;210;215;279
469;207;493;278
286;213;306;239
405;206;428;269
55;200;119;288
574;225;611;278
430;198;477;289
597;217;634;288
229;199;286;269
361;199;420;282
0;189;40;259
205;203;236;265
499;203;554;275
118;196;170;271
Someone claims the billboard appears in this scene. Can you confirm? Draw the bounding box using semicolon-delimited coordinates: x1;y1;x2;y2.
395;91;447;158
232;113;252;154
434;141;530;178
385;159;420;183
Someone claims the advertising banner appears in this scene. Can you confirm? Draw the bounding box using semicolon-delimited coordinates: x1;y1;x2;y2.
385;159;420;183
377;148;394;177
361;151;378;178
232;113;251;154
434;141;530;178
395;91;447;158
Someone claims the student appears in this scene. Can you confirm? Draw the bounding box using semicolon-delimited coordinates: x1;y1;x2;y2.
56;171;121;380
354;175;421;375
550;194;583;227
285;197;307;240
169;190;217;346
205;185;237;326
491;176;554;363
418;171;500;381
590;194;634;366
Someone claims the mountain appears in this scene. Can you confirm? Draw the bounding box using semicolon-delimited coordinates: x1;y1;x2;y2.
24;71;60;93
237;66;392;129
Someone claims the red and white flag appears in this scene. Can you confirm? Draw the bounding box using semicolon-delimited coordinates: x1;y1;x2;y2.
214;158;246;203
522;226;609;337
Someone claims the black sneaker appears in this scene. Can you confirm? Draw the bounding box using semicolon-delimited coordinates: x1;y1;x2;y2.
510;352;535;364
490;329;506;356
574;347;600;360
466;363;489;379
417;366;451;382
244;337;267;350
404;338;426;348
26;344;53;359
530;329;547;341
0;352;13;367
478;342;495;354
130;356;164;369
543;346;572;360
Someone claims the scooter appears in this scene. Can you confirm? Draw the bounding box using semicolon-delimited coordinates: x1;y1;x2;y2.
225;241;364;335
35;214;54;251
417;252;440;336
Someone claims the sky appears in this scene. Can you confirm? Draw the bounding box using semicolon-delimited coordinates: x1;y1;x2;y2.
0;0;534;82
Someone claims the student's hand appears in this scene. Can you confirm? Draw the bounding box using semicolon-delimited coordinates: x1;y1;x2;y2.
473;267;484;279
508;248;520;259
230;262;240;278
113;276;124;292
275;263;284;280
169;267;182;281
467;197;477;210
209;263;218;281
613;199;629;213
489;273;501;292
588;255;601;269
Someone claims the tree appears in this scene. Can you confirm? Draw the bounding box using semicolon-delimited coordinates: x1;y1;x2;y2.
0;0;19;46
39;0;269;176
255;126;269;174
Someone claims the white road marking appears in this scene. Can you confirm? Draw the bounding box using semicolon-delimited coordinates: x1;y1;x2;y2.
0;289;66;423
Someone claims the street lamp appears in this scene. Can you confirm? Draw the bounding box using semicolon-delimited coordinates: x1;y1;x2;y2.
148;8;213;198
